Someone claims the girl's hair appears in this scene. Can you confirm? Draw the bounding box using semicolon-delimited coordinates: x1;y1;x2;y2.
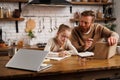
57;24;71;33
81;10;96;22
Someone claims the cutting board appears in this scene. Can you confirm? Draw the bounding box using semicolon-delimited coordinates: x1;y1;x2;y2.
25;19;36;32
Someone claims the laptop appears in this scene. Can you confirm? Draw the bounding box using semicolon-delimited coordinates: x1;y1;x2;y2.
5;49;52;72
94;42;117;59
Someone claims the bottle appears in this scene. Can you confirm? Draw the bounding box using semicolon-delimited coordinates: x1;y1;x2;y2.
0;7;3;18
8;46;17;58
74;11;80;19
8;39;11;46
96;9;103;19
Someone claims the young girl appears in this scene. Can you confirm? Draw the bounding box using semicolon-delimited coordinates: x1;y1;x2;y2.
44;24;78;57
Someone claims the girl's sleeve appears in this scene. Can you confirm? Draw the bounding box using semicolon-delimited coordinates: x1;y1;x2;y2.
44;39;53;51
66;40;78;55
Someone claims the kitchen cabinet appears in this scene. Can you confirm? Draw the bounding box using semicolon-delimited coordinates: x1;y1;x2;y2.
70;1;116;23
0;0;28;33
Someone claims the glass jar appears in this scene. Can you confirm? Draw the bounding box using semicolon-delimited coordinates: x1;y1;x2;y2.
17;39;24;48
4;8;12;18
13;9;20;18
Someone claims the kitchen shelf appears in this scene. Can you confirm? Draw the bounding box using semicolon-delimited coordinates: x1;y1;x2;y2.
0;18;24;21
0;0;28;2
0;18;24;33
70;18;116;22
0;0;28;12
70;1;116;23
30;4;67;7
70;2;113;5
95;18;116;21
0;0;28;33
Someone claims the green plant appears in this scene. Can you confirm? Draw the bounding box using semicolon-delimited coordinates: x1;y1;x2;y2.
28;30;35;39
104;23;116;31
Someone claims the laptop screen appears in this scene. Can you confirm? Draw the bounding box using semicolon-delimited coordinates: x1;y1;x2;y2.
5;49;50;71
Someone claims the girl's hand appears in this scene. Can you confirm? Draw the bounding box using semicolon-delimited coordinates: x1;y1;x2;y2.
58;51;68;57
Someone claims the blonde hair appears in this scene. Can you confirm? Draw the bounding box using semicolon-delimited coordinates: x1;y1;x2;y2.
57;24;71;33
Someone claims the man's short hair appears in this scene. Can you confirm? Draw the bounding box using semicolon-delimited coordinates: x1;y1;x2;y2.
81;10;96;22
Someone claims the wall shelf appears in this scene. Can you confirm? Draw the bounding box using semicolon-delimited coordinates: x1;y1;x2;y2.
0;0;28;33
70;1;115;23
29;4;67;7
70;2;113;5
0;0;28;2
70;18;116;22
0;18;24;21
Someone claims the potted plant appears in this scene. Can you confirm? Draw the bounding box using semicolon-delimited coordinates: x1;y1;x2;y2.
26;30;36;46
27;30;35;39
104;23;116;31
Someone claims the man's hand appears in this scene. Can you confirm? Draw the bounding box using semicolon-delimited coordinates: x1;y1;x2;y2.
84;38;93;50
108;36;118;46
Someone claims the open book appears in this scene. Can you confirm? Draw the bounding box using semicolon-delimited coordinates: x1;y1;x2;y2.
46;52;71;61
77;52;94;57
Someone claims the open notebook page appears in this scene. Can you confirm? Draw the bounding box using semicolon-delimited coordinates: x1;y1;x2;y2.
78;52;94;57
46;52;71;61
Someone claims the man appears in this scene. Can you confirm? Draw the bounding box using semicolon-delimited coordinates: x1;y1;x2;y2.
70;10;119;52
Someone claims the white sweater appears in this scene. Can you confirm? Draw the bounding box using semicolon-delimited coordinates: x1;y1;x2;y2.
44;38;78;55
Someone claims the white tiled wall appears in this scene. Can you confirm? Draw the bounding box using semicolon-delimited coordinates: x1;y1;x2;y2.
1;0;118;45
114;0;120;41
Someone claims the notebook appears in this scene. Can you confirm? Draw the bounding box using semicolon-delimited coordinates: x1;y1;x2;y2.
46;52;71;61
77;52;94;57
5;49;52;72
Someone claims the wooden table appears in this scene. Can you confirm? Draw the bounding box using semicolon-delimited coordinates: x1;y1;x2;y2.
0;55;120;80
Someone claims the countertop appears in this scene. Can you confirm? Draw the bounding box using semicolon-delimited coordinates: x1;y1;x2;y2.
0;55;120;80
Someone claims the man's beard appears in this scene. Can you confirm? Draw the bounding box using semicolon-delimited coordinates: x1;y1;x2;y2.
80;26;90;33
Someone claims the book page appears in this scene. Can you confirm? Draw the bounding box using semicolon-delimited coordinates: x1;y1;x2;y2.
46;52;71;61
78;52;94;57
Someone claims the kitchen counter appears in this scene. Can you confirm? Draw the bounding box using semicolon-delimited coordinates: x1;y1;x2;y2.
22;45;44;50
0;55;120;80
0;45;44;56
0;47;9;56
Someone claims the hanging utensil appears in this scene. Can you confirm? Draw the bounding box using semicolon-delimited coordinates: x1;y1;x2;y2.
53;20;56;30
42;17;45;30
55;17;58;30
38;19;42;33
49;17;53;33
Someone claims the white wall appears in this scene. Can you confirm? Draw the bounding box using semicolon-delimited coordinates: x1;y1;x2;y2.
114;0;120;41
0;0;118;45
